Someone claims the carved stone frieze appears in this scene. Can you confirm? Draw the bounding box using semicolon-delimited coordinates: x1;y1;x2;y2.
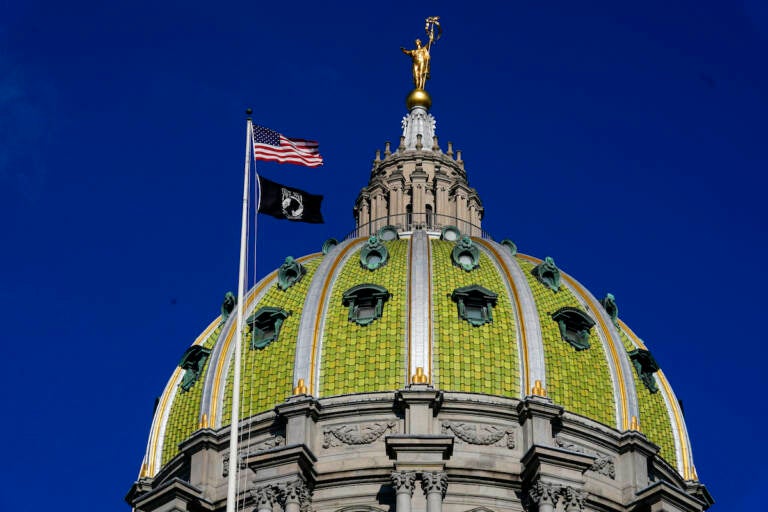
222;434;285;476
421;471;448;498
554;436;615;479
391;471;417;496
441;421;515;449
322;421;397;448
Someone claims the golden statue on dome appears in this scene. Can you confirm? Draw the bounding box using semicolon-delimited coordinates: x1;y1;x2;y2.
401;16;441;110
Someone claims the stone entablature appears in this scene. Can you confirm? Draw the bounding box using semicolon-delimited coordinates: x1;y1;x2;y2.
126;390;712;512
354;131;483;237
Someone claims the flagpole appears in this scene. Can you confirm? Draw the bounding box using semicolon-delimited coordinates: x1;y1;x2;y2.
226;111;253;512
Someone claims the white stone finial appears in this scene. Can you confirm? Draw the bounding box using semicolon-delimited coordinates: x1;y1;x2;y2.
401;107;437;151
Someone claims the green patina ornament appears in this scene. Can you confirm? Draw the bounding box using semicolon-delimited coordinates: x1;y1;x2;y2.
451;235;480;272
552;307;595;351
629;349;660;393
178;345;212;392
359;236;389;271
246;307;291;349
451;284;498;327
499;239;517;256
601;293;619;326
532;256;561;292
342;283;391;326
440;225;462;242
377;225;400;241
220;291;236;323
277;256;306;291
322;238;339;255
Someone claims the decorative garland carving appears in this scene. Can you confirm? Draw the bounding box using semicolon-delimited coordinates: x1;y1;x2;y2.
441;421;515;449
322;421;397;448
555;437;615;479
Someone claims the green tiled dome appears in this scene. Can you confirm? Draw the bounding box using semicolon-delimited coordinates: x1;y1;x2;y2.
141;234;695;482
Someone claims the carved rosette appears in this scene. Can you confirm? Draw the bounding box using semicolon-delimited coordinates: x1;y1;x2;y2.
527;480;560;510
421;471;448;498
322;421;397;448
561;486;585;512
391;471;417;496
441;421;515;449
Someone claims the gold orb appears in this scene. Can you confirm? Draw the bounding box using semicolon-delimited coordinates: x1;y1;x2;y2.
406;88;432;110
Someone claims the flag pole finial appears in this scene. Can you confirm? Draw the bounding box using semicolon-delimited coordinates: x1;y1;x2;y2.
245;108;253;118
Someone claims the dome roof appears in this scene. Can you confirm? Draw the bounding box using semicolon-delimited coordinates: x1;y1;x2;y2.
142;230;695;482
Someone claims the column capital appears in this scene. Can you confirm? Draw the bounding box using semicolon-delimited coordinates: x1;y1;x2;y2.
390;471;418;496
561;486;586;512
528;479;561;509
251;485;279;511
281;480;312;512
421;471;447;498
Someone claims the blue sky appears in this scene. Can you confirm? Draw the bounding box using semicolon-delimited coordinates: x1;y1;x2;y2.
2;1;767;510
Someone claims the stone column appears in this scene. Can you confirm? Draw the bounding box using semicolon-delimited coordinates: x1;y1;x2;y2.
358;198;370;236
411;165;428;228
251;485;277;512
391;471;417;512
528;480;560;512
421;471;447;512
283;480;311;512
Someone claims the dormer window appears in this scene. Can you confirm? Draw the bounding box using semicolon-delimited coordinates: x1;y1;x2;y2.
342;284;391;326
246;307;290;349
552;307;595;351
451;236;480;272
277;256;306;291
451;284;498;327
377;225;400;241
532;257;561;292
440;225;461;242
178;345;211;392
360;236;389;271
628;349;660;393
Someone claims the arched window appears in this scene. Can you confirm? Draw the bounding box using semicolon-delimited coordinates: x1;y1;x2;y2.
406;204;413;229
426;204;434;229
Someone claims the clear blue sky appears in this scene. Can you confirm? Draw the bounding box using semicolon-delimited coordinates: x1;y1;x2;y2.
2;1;767;510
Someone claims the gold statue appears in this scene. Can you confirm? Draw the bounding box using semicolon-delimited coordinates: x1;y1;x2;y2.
402;16;442;91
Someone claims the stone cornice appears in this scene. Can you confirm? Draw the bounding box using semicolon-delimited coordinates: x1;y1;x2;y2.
275;396;321;423
244;444;318;483
129;477;214;511
631;480;710;512
521;445;595;486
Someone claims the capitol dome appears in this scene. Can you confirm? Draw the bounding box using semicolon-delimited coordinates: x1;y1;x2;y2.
127;59;712;512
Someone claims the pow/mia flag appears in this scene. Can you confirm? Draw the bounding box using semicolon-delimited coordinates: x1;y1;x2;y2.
258;176;324;224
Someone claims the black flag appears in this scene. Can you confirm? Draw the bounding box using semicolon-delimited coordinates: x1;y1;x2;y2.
258;176;324;224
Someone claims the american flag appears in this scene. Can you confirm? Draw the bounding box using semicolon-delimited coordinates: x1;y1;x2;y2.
252;124;323;167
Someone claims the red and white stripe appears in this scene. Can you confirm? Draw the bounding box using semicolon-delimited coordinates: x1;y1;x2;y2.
253;136;323;167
